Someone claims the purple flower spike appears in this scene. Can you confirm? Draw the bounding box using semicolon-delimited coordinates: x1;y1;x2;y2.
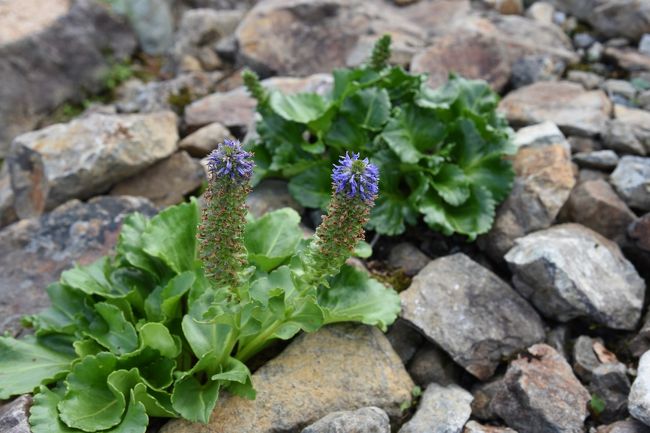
206;139;254;183
332;153;379;203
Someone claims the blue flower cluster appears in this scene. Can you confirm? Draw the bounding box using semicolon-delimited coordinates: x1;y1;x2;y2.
332;153;379;203
206;139;254;182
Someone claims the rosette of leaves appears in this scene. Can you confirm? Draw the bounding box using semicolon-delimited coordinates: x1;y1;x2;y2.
246;35;515;238
0;201;399;433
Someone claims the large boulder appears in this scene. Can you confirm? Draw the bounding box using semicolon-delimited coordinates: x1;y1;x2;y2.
629;351;650;426
0;0;136;158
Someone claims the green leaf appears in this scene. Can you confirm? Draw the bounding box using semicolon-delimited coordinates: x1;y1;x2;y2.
324;115;369;152
29;283;92;335
60;257;125;298
84;302;138;355
590;394;606;416
430;164;470;206
353;240;372;258
319;265;400;331
182;314;234;360
341;87;391;131
249;266;297;306
269;92;328;124
30;386;77;433
144;271;195;322
0;336;74;399
171;354;222;424
138;322;181;359
288;163;332;209
245;208;303;272
142;200;199;274
132;383;177;417
116;213;168;279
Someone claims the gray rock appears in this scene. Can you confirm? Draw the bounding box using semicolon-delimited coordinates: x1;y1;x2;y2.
0;395;31;433
631;312;650;358
387;243;430;277
629;213;650;252
603;120;647;156
493;344;590;433
610;156;650;211
505;224;645;330
471;376;505;421
629;351;650;426
110;151;205;207
579;169;610;183
546;325;570;359
574;150;620;170
407;343;459;387
567;70;605;89
386;318;424;365
499;81;612;137
591;362;631;422
0;164;17;228
602;79;637;100
110;0;174;55
638;90;650;111
569;135;602;153
614;105;650;154
301;407;390;433
0;0;136;158
604;47;650;73
526;2;554;24
398;384;472;433
400;253;545;380
246;179;304;219
161;324;415;433
0;196;156;335
573;335;605;382
596;419;650;433
640;34;650;56
464;421;517;433
574;32;596;49
8;111;178;219
178;122;233;157
510;54;564;89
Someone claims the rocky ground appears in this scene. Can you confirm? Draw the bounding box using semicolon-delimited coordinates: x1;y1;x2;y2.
1;0;650;432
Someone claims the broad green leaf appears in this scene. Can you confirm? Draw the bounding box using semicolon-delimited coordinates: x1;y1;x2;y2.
353;240;372;258
182;314;234;360
319;265;400;331
144;271;195;322
430;164;470;206
132;383;177;417
85;302;138;355
249;266;296;306
118;347;176;391
30;386;77;433
138;322;181;358
116;213;168;279
171;354;222;424
60;257;123;298
0;336;74;399
74;339;103;357
269;92;328;124
29;283;91;335
211;357;251;384
341;87;391;131
142;200;199;274
245;208;303;272
324;115;369;152
288;163;332;209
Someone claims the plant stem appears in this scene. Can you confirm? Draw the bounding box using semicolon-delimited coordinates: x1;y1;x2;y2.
236;319;283;363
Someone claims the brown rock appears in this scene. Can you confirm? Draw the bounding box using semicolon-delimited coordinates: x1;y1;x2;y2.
604;47;650;72
565;179;637;244
0;0;70;44
464;421;517;433
160;324;414;433
493;344;590;433
392;0;471;37
179;122;233;157
0;395;31;433
596;420;650;433
614;105;650;153
493;0;524;15
629;214;650;252
110;151;205;207
0;164;17;228
499;81;612;137
471;376;505;421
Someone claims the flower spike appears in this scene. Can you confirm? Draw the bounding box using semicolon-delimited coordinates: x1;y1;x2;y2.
205;138;254;183
332;152;379;203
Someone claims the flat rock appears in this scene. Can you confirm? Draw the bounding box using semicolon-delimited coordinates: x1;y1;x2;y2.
185;74;332;130
505;223;645;330
493;344;590;433
573;150;619;170
0;0;136;158
8;111;178;218
0;395;31;433
564;179;637;244
464;421;517;433
498;81;612;137
110;151;205;207
398;384;472;433
161;324;414;433
481;122;576;261
596;420;650;433
630;351;650;426
0;196;156;335
179;122;233;157
610;156;650;211
301;407;390;433
400;253;545;380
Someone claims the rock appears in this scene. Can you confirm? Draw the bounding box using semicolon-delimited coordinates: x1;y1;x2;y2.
602;79;637;100
301;407;390;433
578;169;609;183
390;0;472;39
493;344;590;433
596;420;650;433
178;122;233;157
0;196;156;335
546;325;570;359
629;351;650;426
499;81;612;137
481;122;576;261
235;0;426;76
638;90;650;110
246;179;304;219
0;395;31;433
574;32;596;49
471;377;505;421
510;54;564;89
604;47;650;72
110;151;205;207
493;0;523;15
610;156;650;211
526;2;554;24
567;70;605;90
407;342;459;387
505;223;645;330
640;34;650;55
629;214;650;252
8;111;178;219
573;150;619;170
398;383;472;433
591;362;631;422
603;120;647;156
161;324;415;433
569;135;601;153
110;0;174;55
386;318;424;364
464;421;517;433
573;335;605;382
614;105;650;153
0;0;136;158
185;73;332;131
564;179;637;244
400;253;545;380
550;0;650;41
0;164;17;228
387;243;430;277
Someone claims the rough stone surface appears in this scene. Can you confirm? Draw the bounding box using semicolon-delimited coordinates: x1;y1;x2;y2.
0;196;156;335
493;344;590;433
112;0;174;55
246;179;304;219
602;79;637;100
481;122;576;261
510;54;565;89
0;0;70;44
471;377;505;421
464;421;517;433
398;384;472;433
110;151;205;207
498;81;612;137
400;253;545;380
567;70;604;89
573;150;620;170
386;318;424;364
8;111;178;219
387;243;430;277
564;179;637;244
614;105;650;153
0;164;17;228
505;223;645;330
596;420;650;433
590;362;631;422
573;335;606;382
629;214;650;252
0;395;31;433
629;351;650;426
178;122;233;157
526;2;554;24
161;324;415;433
605;47;650;72
407;343;459;387
0;0;136;158
235;0;426;76
301;407;390;433
610;156;650;211
603;120;647;156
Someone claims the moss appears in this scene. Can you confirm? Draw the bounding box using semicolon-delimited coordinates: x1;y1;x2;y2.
167;87;194;113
